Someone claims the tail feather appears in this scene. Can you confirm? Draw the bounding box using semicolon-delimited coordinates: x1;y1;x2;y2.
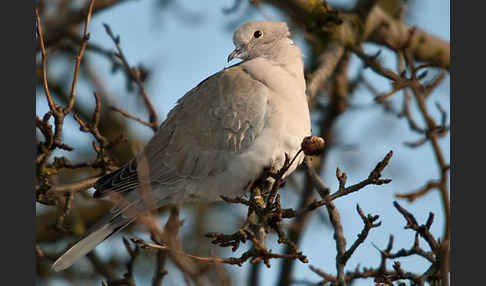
51;211;135;272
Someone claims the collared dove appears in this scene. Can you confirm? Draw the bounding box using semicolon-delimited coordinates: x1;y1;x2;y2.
52;20;311;271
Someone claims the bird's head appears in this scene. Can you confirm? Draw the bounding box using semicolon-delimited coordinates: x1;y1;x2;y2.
227;21;292;63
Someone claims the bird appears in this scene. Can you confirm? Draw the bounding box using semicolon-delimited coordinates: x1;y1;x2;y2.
52;20;311;272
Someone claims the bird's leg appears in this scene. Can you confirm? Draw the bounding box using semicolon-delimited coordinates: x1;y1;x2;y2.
250;186;266;209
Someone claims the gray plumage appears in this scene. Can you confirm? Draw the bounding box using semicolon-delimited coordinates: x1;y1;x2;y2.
52;20;311;272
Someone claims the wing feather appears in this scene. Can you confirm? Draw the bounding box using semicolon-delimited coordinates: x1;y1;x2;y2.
93;65;269;198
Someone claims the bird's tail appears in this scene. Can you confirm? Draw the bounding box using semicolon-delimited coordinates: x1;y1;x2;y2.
51;206;137;272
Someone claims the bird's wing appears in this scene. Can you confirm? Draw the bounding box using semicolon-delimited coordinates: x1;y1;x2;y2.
94;64;270;197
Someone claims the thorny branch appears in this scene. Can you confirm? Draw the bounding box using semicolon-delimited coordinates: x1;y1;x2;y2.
304;151;391;286
360;42;450;286
205;149;312;268
310;202;444;286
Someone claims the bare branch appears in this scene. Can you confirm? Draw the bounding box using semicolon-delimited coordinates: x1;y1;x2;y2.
103;23;159;132
65;0;95;114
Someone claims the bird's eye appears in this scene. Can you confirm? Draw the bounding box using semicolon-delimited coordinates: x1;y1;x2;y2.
253;30;263;38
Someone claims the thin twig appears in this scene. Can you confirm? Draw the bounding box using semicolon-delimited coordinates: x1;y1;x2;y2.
103;23;159;132
35;8;56;112
65;0;96;114
109;106;156;129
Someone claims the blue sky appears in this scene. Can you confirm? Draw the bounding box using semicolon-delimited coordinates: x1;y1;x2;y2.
37;1;450;285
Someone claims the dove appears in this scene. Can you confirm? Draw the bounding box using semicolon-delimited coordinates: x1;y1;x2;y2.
52;20;311;271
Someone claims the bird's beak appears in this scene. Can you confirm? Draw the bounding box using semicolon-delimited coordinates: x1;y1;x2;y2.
227;47;242;63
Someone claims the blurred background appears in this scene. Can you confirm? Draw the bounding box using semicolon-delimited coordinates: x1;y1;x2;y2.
36;0;450;285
